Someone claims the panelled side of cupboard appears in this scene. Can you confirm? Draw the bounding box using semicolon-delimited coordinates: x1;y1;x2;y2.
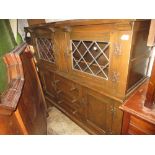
25;19;151;134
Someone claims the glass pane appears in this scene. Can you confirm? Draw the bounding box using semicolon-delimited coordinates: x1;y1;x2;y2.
71;40;109;80
36;38;55;63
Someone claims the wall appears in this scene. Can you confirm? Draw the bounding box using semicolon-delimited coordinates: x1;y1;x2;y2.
0;19;17;93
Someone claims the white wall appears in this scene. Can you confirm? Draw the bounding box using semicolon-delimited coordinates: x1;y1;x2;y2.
9;19;17;40
45;19;66;23
18;19;28;40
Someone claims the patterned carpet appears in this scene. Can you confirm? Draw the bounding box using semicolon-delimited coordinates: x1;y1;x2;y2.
47;107;89;135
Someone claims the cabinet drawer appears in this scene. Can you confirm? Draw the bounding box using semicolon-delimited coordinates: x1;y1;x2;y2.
55;74;80;98
57;90;80;107
57;92;80;115
39;70;57;101
55;74;84;118
129;115;155;135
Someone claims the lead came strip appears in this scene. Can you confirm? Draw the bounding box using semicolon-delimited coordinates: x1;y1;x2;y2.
71;40;110;80
36;38;55;63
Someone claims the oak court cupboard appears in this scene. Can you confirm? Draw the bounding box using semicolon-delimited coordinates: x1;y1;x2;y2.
25;19;152;134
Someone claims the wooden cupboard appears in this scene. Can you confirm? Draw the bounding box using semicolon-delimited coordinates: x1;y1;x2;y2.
25;19;152;134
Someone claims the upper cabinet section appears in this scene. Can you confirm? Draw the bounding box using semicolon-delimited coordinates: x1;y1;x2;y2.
66;21;134;100
25;27;57;70
25;19;151;101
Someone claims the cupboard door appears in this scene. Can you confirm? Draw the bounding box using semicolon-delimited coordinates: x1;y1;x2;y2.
31;27;57;71
84;89;114;134
39;70;57;102
69;32;110;81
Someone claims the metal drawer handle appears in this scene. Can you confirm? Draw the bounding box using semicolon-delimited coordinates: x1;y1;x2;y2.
58;100;63;104
52;80;60;87
57;90;62;94
70;87;78;92
71;99;78;104
54;80;60;84
72;110;78;115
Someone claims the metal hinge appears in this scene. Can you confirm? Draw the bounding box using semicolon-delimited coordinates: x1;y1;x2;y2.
64;26;72;32
81;97;87;106
108;106;116;135
107;130;113;135
114;43;122;56
48;27;55;33
111;71;120;83
111;107;116;114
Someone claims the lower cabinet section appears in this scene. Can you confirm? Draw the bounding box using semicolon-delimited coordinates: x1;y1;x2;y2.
122;112;155;135
39;69;123;135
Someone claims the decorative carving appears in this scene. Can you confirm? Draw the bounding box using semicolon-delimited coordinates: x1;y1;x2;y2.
114;43;121;56
63;26;72;32
0;43;26;115
111;71;120;83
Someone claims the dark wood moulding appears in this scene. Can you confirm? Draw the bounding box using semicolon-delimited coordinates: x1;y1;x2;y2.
0;43;27;115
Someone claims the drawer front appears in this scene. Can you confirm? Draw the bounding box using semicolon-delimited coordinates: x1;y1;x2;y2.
128;115;155;135
55;75;80;100
39;70;57;102
57;92;78;115
55;75;79;95
55;74;82;115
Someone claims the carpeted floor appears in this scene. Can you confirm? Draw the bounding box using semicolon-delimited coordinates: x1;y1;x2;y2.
47;107;89;135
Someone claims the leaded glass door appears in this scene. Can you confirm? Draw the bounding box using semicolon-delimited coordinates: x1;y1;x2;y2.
71;40;110;80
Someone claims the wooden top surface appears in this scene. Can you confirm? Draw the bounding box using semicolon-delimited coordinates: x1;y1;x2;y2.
120;81;155;125
53;19;134;26
25;19;145;29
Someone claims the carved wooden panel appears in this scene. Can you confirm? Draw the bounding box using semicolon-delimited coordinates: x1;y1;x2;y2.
0;43;26;115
